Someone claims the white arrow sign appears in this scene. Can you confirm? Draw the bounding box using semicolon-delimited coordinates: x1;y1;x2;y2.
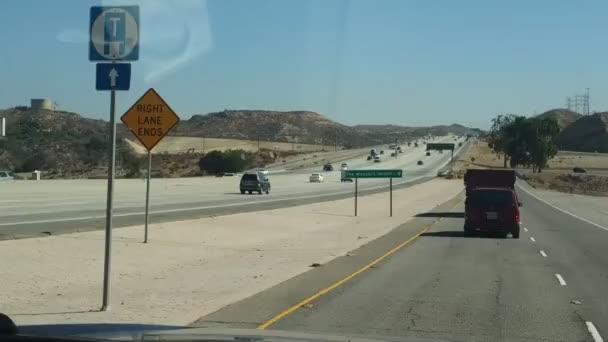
109;68;119;87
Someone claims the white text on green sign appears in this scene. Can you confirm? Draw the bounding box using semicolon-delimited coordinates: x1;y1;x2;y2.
344;169;403;178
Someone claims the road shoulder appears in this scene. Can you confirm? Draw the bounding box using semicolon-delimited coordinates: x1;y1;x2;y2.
190;192;464;329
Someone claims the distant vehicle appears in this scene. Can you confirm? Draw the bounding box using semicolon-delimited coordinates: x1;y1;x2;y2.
426;151;431;156
341;170;353;182
390;152;396;157
309;173;324;183
257;169;269;175
388;144;396;149
408;142;411;146
459;142;463;147
417;160;423;165
398;150;403;153
439;150;443;154
370;149;377;156
224;172;236;176
380;150;384;154
240;172;271;194
396;146;402;151
323;163;334;171
0;170;14;181
573;167;587;173
374;156;381;163
414;143;418;147
464;169;519;238
366;155;373;161
341;163;348;168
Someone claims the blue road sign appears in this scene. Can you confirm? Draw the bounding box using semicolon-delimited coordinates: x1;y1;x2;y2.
89;6;139;61
96;63;131;91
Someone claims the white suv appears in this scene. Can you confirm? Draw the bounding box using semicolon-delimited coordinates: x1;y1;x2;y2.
309;173;324;183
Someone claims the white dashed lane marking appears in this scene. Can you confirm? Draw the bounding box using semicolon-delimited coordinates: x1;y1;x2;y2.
530;237;535;242
524;227;528;232
555;274;567;286
540;250;547;257
586;321;604;342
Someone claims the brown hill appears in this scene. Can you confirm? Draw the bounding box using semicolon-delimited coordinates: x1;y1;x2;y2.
173;110;348;145
353;123;481;137
0;107;130;176
175;110;480;147
536;109;582;130
557;112;608;152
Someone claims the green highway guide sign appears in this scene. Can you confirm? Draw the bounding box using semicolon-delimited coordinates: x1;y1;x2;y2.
344;169;403;178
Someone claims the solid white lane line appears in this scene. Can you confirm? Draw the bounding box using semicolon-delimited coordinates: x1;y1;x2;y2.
555;274;567;286
540;250;547;257
586;321;604;342
517;183;608;232
530;236;536;242
523;227;528;232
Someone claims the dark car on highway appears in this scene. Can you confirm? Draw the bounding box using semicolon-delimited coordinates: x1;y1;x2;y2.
464;187;521;238
240;173;271;194
323;163;334;171
573;167;586;173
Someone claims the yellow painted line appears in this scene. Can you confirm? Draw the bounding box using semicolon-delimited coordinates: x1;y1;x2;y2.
256;223;434;329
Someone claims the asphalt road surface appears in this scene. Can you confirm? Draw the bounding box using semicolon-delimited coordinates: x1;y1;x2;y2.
0;136;467;239
194;182;607;342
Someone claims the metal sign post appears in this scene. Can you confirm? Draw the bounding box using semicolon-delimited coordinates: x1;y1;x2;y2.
90;5;140;312
101;85;116;312
144;150;151;243
344;169;403;218
354;178;358;216
390;178;393;217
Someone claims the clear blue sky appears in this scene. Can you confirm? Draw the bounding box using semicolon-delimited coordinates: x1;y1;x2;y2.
2;0;608;129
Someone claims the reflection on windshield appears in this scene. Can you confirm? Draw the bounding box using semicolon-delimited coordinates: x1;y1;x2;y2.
1;1;607;342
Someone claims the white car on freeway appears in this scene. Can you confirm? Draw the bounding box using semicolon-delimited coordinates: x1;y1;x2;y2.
309;173;324;183
257;169;269;175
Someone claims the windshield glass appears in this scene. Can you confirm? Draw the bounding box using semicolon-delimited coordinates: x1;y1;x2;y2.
241;174;257;181
2;1;607;342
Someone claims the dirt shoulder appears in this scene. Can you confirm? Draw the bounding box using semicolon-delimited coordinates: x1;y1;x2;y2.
456;139;608;197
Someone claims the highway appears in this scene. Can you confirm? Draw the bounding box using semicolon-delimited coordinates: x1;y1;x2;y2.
0;136;466;239
194;181;608;342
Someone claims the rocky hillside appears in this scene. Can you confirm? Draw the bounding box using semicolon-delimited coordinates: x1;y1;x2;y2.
557;112;608;152
354;123;481;137
0;106;479;177
174;110;480;147
0;107;130;177
537;109;582;130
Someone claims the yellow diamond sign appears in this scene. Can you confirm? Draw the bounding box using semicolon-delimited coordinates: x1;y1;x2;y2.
121;88;180;151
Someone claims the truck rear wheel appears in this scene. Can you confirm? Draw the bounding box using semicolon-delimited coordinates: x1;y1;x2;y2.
512;227;520;239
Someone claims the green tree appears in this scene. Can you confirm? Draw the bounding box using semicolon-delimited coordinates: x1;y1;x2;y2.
488;114;517;167
198;149;252;175
488;114;560;172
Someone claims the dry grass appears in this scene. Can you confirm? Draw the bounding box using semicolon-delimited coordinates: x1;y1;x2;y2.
523;172;608;197
547;152;608;170
451;140;506;178
125;137;336;155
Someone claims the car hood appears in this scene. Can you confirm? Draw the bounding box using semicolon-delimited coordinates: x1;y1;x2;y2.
15;325;452;342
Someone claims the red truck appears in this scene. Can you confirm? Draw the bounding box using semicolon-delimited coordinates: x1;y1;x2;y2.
464;169;521;238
